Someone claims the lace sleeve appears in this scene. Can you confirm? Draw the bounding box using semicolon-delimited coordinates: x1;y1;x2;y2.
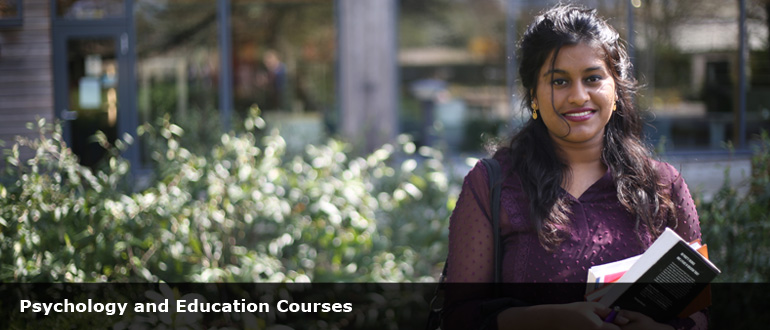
665;163;702;243
446;161;495;283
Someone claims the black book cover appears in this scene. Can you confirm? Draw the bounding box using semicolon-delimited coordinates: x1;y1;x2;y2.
611;240;719;322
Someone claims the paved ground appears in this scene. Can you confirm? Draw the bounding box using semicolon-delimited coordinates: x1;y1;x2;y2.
665;155;753;202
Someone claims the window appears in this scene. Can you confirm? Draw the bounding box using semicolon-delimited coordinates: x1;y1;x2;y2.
0;0;22;27
56;0;124;20
134;0;220;160
399;0;507;151
232;0;335;115
231;0;335;152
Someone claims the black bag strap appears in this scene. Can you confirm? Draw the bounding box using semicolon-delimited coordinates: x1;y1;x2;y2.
480;158;503;283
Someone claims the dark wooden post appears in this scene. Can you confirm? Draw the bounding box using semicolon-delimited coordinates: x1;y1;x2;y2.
737;0;747;149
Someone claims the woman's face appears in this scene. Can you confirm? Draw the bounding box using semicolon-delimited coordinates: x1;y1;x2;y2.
533;42;617;146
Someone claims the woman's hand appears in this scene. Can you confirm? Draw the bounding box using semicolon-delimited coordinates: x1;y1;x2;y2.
550;302;629;330
497;302;629;330
617;310;675;330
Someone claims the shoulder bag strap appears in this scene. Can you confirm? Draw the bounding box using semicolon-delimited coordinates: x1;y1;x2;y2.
480;158;503;283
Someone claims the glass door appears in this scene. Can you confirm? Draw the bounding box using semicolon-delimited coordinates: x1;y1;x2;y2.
53;27;135;168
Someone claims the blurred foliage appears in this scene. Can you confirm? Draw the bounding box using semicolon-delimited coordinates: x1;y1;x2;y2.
699;131;770;282
138;82;224;157
0;107;457;284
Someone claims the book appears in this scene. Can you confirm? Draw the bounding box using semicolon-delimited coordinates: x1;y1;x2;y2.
585;228;720;322
585;239;708;297
586;254;641;294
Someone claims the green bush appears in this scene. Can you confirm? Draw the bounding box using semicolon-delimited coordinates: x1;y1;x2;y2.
0;108;456;283
699;131;770;282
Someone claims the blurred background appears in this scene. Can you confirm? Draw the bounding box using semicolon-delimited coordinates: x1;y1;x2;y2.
3;1;769;163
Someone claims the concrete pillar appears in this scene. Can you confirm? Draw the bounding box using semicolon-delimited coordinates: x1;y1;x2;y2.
337;0;398;153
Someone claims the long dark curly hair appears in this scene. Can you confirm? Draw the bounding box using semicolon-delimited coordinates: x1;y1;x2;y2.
507;5;674;249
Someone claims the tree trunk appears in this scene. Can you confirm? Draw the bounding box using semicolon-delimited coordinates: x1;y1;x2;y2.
338;0;398;153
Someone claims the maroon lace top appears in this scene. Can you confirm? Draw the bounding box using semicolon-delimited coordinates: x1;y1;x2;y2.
445;149;706;329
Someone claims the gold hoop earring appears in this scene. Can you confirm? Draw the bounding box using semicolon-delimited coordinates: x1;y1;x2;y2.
532;110;538;120
612;102;617;112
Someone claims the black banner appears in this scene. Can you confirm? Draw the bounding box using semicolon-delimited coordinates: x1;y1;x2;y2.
1;283;768;329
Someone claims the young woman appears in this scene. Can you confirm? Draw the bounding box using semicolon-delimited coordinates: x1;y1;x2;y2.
444;5;705;330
